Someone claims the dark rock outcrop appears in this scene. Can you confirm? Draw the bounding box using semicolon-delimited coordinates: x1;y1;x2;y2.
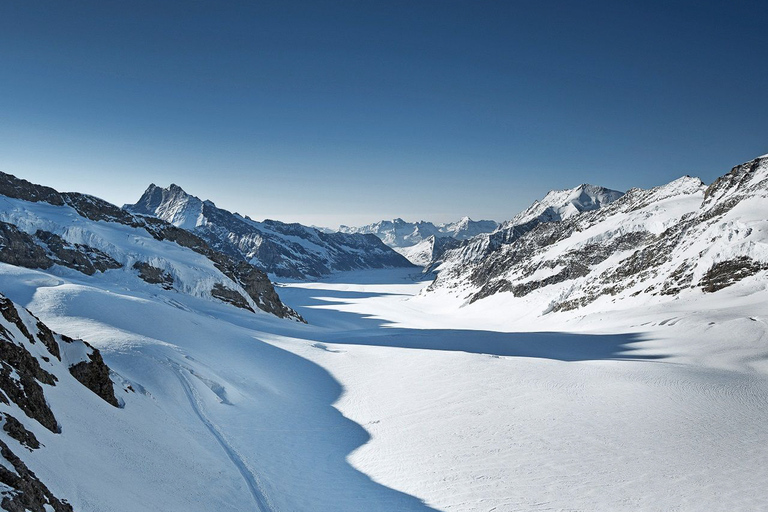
0;223;53;271
68;345;119;407
1;413;40;451
432;155;768;313
0;439;73;512
211;283;254;312
700;257;768;293
0;294;126;510
0;222;122;276
133;261;174;289
0;298;59;433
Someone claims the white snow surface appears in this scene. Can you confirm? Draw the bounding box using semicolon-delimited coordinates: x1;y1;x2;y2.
394;236;437;266
2;261;768;511
3;161;768;511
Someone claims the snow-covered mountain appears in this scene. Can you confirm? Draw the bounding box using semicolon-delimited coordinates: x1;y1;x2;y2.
0;172;301;321
393;235;462;268
126;184;413;279
415;184;624;271
2;157;768;511
0;293;117;511
501;183;624;229
428;155;768;318
339;217;499;249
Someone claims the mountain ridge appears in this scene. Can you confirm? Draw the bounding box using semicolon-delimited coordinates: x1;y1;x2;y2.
427;156;768;319
0;171;302;321
126;184;414;279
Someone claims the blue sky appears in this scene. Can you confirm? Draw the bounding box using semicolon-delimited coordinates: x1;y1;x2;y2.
1;1;766;227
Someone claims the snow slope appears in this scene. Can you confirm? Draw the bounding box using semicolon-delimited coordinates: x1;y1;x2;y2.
2;157;768;511
273;268;768;512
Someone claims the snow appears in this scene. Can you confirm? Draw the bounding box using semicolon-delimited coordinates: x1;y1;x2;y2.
3;258;767;511
3;160;768;510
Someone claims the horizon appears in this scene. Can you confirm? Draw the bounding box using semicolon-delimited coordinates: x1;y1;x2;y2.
4;158;759;230
1;1;766;227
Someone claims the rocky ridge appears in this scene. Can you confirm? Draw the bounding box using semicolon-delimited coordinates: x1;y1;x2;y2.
0;172;302;321
428;155;768;315
126;184;414;279
430;184;624;272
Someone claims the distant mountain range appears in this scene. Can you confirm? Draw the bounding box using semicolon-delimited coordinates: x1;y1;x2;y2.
337;217;499;249
125;184;413;279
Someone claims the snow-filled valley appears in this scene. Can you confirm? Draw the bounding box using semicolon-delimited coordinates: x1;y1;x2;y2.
2;262;768;511
1;156;768;511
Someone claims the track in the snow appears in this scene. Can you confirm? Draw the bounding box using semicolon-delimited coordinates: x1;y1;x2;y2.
166;359;274;512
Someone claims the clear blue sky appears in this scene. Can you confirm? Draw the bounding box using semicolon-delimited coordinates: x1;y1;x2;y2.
1;1;766;227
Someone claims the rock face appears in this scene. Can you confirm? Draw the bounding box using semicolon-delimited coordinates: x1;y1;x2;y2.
429;155;768;315
0;172;302;321
0;438;73;512
0;293;123;511
0;224;123;276
67;344;119;407
133;261;174;289
125;184;414;279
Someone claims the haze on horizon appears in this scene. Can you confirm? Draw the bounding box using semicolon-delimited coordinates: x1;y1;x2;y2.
1;1;766;228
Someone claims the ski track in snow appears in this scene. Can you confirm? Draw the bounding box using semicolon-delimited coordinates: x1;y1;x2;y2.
163;357;274;512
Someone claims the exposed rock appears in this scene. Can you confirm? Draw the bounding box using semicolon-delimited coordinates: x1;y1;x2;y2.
211;284;254;312
700;257;768;293
68;346;119;407
0;298;59;433
133;261;174;290
0;439;73;512
431;156;768;315
1;413;40;451
0;296;122;510
0;173;64;207
0;171;302;320
126;183;414;278
35;230;122;275
0;222;52;271
0;222;122;276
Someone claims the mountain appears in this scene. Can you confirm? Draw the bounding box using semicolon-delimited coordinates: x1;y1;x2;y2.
439;217;500;241
0;172;302;321
338;217;499;249
125;184;414;279
393;235;463;268
501;183;624;229
419;184;624;272
0;293;117;511
428;155;768;317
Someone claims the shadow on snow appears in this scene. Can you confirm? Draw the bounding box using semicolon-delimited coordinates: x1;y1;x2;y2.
276;285;662;363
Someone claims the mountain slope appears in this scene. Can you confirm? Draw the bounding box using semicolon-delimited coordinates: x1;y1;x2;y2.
432;184;624;272
0;172;301;321
429;155;768;318
0;293;118;511
126;184;413;279
394;235;463;267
